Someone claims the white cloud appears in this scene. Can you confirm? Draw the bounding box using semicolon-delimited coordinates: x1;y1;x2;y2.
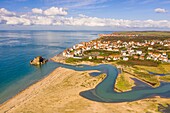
31;16;53;25
0;8;16;16
154;8;168;13
61;16;170;28
1;8;170;29
43;7;67;16
1;16;31;25
32;7;68;16
32;8;43;14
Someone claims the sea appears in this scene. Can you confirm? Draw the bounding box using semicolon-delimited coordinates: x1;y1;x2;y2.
0;30;112;104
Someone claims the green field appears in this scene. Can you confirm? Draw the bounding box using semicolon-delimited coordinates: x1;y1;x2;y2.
115;72;134;92
122;63;170;87
99;31;170;42
115;31;170;36
84;49;120;56
117;60;159;67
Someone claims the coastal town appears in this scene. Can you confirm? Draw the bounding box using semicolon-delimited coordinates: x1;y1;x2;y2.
2;31;170;113
1;0;170;112
62;33;170;63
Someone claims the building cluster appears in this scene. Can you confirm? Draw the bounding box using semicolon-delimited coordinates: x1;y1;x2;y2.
62;39;170;63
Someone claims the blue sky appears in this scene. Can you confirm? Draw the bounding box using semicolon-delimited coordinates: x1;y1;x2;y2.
0;0;170;30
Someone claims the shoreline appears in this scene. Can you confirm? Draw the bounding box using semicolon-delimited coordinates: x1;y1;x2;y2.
51;54;159;88
0;66;109;113
1;62;170;113
0;67;63;111
0;46;170;112
1;30;170;112
1;53;170;112
51;53;98;66
0;66;61;106
0;53;107;107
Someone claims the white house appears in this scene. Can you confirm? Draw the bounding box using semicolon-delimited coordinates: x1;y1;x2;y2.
123;57;129;61
107;47;113;51
86;46;91;50
113;48;119;52
66;54;74;58
148;47;153;50
162;52;167;56
89;56;93;60
146;56;152;60
73;45;76;49
122;52;127;56
151;42;155;45
63;51;67;56
163;58;168;62
107;57;111;61
136;50;142;55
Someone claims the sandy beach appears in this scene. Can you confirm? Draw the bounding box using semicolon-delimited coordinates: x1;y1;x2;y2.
0;65;170;113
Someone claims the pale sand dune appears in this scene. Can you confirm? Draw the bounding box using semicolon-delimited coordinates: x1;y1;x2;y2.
0;67;170;113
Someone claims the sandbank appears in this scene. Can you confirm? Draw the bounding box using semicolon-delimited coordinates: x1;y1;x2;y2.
0;66;170;113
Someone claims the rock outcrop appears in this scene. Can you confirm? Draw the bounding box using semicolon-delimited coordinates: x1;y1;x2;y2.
30;56;48;65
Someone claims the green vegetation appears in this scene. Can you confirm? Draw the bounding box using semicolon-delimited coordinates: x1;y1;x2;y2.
117;60;159;67
160;76;170;82
115;73;134;92
158;104;170;113
135;64;170;74
115;31;170;36
65;58;170;88
99;31;170;42
167;52;170;59
84;49;120;56
154;44;170;50
99;36;170;42
65;58;80;63
121;64;170;87
81;73;106;88
65;57;103;63
133;70;159;87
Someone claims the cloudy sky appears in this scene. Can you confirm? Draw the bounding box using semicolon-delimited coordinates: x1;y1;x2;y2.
0;0;170;30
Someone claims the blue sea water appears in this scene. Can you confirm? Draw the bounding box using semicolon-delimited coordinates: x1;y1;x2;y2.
1;30;170;105
0;30;112;104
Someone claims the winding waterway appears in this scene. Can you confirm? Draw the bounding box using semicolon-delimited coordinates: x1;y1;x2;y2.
1;30;170;104
0;30;112;104
58;63;170;102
